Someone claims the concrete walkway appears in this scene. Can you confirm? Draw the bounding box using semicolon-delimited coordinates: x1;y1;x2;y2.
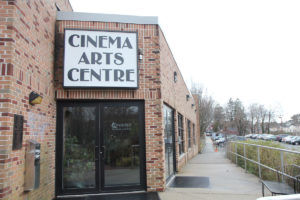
159;136;266;200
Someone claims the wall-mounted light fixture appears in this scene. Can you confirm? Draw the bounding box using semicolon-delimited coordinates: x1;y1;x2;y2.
186;94;190;101
174;72;177;83
29;92;43;105
138;49;143;60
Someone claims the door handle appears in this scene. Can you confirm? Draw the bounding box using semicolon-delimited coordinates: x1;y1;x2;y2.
100;146;106;160
95;146;99;161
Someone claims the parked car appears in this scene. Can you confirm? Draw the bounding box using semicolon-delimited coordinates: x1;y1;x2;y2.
282;135;293;143
245;134;252;138
291;136;300;145
251;134;258;139
264;134;277;141
276;134;289;142
261;134;270;140
227;135;236;141
235;136;246;141
257;194;300;200
287;136;298;144
257;134;264;140
212;135;221;141
215;137;226;145
206;132;211;136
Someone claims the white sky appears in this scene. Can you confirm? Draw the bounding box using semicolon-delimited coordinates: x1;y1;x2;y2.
69;0;300;121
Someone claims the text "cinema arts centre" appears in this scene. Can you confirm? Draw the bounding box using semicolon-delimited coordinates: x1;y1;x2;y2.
64;29;138;88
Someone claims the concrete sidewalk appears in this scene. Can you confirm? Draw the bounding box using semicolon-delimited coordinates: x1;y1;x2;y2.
159;137;266;200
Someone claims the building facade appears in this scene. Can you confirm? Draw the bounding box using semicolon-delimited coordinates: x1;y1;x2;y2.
0;1;200;199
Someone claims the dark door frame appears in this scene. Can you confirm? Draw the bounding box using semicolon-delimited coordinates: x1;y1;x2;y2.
55;100;146;196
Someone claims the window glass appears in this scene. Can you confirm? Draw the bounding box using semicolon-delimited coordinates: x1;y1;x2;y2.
187;120;191;148
103;105;140;186
178;114;184;155
193;123;196;145
164;105;175;180
63;106;96;189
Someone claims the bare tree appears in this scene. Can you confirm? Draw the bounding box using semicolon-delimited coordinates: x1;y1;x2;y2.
258;105;267;133
213;104;225;132
225;98;235;123
225;98;248;135
233;99;248;135
191;83;214;135
291;114;300;125
248;103;258;134
254;107;261;133
266;108;275;133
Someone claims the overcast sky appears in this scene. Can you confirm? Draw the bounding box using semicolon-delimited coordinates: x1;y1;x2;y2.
69;0;300;121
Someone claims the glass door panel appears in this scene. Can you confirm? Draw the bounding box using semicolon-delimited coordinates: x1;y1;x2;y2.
62;106;97;190
164;104;175;181
102;103;141;187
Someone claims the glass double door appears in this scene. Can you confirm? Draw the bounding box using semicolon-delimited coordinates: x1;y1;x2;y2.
56;101;145;195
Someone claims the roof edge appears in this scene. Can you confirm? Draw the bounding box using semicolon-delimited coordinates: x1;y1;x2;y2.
56;11;158;25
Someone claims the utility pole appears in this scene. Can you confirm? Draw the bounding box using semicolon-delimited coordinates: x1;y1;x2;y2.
279;115;282;133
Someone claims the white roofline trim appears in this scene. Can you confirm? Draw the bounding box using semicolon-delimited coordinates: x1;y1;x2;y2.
57;11;158;25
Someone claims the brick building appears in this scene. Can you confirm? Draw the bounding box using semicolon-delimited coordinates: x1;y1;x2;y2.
0;1;200;199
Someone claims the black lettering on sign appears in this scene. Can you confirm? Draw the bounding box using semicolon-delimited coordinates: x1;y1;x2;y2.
68;68;79;81
13;114;24;150
68;34;133;49
68;34;80;47
126;69;134;82
78;52;90;64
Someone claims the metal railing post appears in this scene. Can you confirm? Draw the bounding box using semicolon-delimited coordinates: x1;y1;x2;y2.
225;142;228;157
235;143;238;165
280;151;284;182
257;146;261;179
244;143;247;172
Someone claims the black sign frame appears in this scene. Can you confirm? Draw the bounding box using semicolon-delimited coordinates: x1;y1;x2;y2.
62;29;139;89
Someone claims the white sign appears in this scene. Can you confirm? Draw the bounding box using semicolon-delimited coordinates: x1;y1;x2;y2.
63;29;138;88
111;122;132;131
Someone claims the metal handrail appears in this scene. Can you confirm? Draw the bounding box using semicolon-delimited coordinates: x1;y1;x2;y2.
232;141;300;154
226;141;300;182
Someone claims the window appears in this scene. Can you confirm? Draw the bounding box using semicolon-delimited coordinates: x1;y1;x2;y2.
178;114;184;155
193;123;196;145
187;120;191;148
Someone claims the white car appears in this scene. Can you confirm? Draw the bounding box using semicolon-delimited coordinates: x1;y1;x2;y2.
282;135;293;143
257;194;300;200
215;137;225;145
262;134;271;140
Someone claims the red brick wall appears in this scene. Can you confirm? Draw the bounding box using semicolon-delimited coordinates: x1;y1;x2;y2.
0;1;72;199
159;29;198;172
55;19;199;191
55;20;165;192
